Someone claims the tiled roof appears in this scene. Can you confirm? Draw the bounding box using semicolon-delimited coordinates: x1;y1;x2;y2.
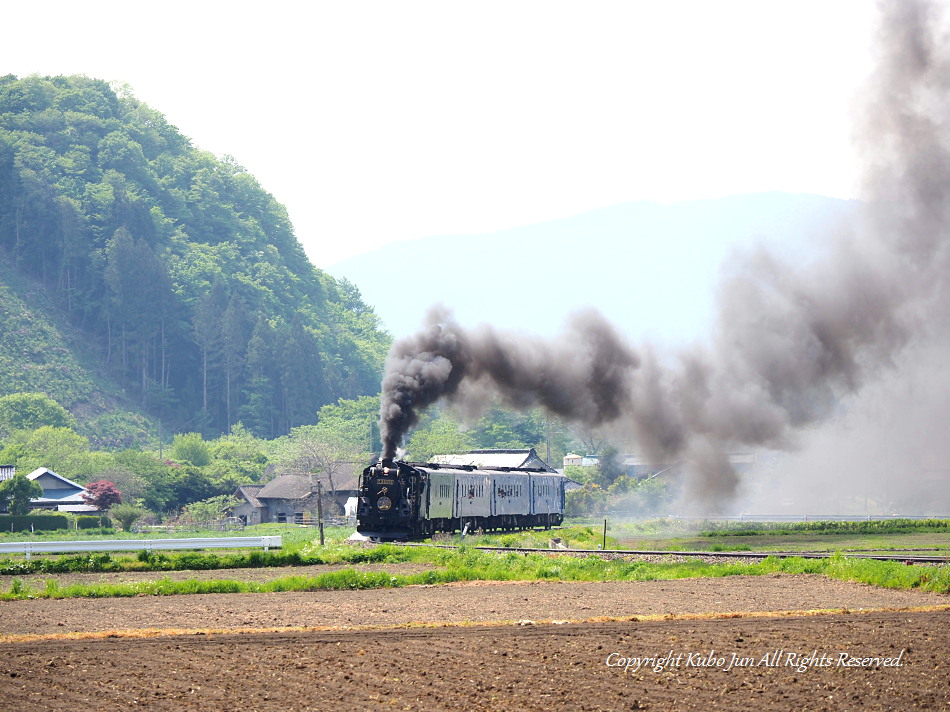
257;474;314;501
235;485;265;508
241;463;365;505
429;449;555;472
27;467;87;491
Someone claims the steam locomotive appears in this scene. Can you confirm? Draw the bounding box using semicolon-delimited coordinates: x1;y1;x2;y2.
357;459;566;540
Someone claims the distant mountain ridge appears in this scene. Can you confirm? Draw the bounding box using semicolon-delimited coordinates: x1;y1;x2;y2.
329;192;861;344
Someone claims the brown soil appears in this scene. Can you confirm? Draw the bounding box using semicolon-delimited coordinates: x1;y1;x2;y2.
1;571;948;711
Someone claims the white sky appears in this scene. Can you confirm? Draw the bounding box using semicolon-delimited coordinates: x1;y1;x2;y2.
3;1;876;268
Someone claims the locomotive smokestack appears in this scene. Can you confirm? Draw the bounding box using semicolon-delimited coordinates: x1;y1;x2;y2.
378;0;950;506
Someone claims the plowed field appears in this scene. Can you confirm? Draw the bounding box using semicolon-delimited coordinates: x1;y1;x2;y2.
1;569;947;711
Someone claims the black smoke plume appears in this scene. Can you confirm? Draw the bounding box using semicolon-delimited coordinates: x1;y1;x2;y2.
378;0;950;506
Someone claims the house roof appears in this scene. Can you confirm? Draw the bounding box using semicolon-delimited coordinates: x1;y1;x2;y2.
57;504;100;512
25;468;89;504
429;448;555;472
28;467;87;491
236;463;365;507
257;474;315;501
234;484;265;508
32;492;88;505
323;462;361;491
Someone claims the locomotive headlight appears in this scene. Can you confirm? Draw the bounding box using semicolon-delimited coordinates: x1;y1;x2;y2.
376;496;392;511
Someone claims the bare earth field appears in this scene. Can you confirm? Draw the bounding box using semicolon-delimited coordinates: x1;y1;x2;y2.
1;570;948;711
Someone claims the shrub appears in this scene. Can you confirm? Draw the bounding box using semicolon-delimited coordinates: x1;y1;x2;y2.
76;515;112;529
110;503;147;531
0;514;68;532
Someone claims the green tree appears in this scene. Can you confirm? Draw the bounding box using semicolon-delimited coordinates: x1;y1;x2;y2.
171;432;212;467
314;395;381;454
403;417;474;462
563;464;604;486
220;293;250;432
597;447;626;486
565;483;607;516
0;472;44;515
109;502;147;531
274;424;363;503
279;318;329;428
472;407;544;449
181;494;239;524
104;229;177;401
5;425;100;479
208;423;269;482
192;279;227;416
240;315;280;438
113;450;176;513
165;466;226;511
0;392;75;438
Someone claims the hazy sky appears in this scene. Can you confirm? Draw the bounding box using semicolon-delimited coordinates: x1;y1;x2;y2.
3;1;875;268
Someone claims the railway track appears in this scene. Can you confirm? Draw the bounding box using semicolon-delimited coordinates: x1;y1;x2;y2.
384;541;950;564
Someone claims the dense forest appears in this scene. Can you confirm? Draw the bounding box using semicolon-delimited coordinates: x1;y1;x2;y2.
0;74;390;442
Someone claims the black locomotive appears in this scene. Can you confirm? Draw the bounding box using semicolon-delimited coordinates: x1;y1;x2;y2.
357;458;566;540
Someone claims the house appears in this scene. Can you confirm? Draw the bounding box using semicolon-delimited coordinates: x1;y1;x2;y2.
232;464;363;525
429;448;557;472
232;484;266;525
26;467;96;512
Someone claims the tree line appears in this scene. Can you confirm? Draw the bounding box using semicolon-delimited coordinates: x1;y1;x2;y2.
0;390;668;518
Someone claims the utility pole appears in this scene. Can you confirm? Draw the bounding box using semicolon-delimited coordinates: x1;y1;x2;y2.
317;480;325;546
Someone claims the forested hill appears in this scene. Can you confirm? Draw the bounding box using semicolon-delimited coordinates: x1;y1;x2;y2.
0;74;390;443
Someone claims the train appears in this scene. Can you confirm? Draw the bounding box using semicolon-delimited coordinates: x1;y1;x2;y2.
356;458;566;540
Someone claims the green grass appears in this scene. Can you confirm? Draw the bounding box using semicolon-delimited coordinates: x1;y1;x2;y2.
0;522;339;545
1;519;948;602
2;548;948;601
437;525;620;550
580;518;950;553
0;537;416;576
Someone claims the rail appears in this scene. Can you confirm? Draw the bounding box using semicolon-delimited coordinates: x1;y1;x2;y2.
0;536;282;560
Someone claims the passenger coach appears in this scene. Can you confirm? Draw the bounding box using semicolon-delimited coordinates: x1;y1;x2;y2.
357;458;566;540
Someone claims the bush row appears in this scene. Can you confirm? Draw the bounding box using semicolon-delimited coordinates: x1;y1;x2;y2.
0;514;68;532
0;542;412;576
0;514;112;532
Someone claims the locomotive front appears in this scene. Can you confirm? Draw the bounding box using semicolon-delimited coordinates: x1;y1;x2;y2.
356;459;423;539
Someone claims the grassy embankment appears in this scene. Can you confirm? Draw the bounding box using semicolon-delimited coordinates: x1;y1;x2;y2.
0;521;947;599
567;517;950;554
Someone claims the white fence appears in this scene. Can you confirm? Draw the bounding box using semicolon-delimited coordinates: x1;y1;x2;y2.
0;536;282;559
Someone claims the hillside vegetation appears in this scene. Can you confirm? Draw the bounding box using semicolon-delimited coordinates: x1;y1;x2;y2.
0;74;390;442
